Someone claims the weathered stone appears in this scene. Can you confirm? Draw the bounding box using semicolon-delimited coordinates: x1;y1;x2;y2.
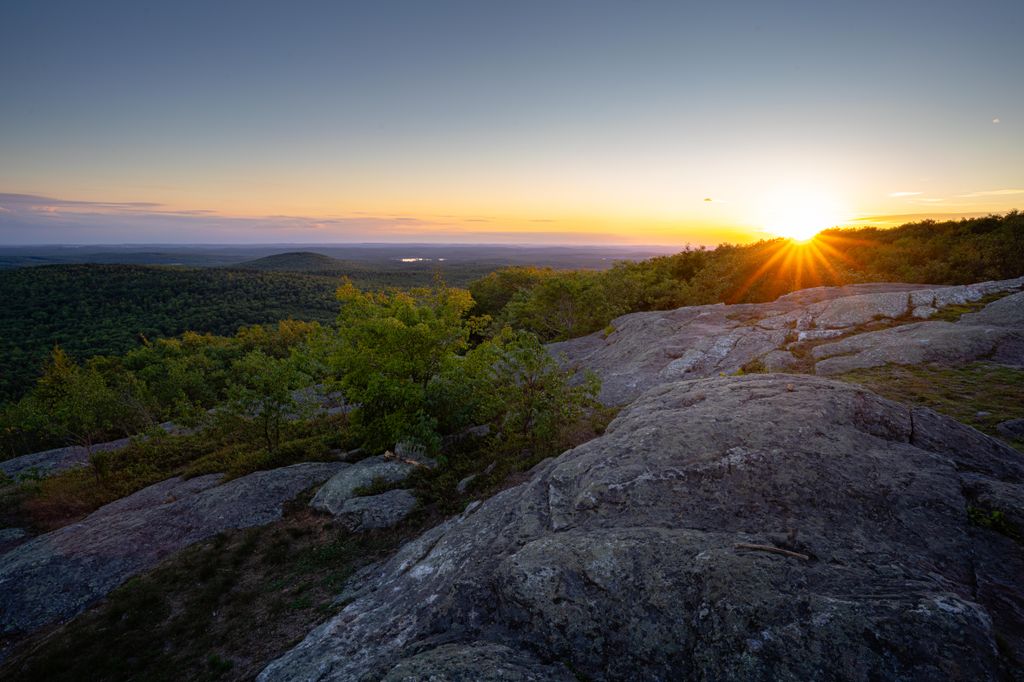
961;291;1024;328
795;328;845;342
0;422;189;483
456;474;477;493
259;375;1024;681
0;528;27;554
760;349;799;372
380;642;576;681
0;437;132;481
0;462;344;638
811;290;911;329
550;278;1024;405
337;489;417;531
310;456;417;516
912;305;938;319
996;418;1024;441
812;321;1023;375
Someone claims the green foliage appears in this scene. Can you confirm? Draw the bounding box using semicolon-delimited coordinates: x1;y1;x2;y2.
468;266;557;318
1;321;321;458
8;348;154;474
967;506;1020;542
500;271;624;341
0;264;341;402
222;350;311;453
441;328;600;459
325;279;475;452
472;212;1024;341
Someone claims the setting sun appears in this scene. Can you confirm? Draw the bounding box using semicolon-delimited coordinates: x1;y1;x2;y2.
761;188;850;242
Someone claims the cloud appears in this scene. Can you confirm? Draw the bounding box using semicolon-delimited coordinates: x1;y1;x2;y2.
0;193;163;211
993;117;1000;124
957;188;1024;198
852;211;995;225
0;192;609;245
888;191;922;197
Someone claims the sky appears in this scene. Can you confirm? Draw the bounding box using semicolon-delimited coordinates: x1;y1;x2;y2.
1;0;1022;246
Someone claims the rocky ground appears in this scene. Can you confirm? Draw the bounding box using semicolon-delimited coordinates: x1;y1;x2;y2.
550;277;1024;405
0;462;345;645
259;374;1024;681
1;276;1022;680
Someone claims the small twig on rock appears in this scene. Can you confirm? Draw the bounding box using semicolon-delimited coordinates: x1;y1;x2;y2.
735;543;809;561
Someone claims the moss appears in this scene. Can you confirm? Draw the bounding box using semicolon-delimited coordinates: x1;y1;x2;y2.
967;506;1020;542
930;291;1012;322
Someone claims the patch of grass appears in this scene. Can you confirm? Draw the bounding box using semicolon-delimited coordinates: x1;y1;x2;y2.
0;502;422;682
930;291;1011;322
736;359;768;375
837;362;1024;450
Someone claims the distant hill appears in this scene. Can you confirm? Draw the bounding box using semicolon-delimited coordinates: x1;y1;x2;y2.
233;251;346;272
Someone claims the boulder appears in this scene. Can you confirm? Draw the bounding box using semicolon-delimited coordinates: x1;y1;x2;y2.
259;375;1024;681
310;456;418;516
997;418;1024;441
337;489;418;531
0;462;344;638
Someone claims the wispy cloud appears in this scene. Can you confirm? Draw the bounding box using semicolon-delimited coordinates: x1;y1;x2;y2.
888;191;922;197
957;188;1024;198
0;192;586;245
852;211;995;225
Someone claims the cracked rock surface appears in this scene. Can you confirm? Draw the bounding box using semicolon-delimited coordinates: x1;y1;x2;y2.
259;374;1024;681
551;277;1024;405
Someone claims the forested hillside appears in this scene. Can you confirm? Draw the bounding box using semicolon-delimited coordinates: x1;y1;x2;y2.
0;265;340;401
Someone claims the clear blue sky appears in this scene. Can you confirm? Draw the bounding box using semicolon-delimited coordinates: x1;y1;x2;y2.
1;0;1021;244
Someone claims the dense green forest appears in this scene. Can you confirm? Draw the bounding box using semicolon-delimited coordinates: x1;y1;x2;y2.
0;265;342;401
0;254;573;401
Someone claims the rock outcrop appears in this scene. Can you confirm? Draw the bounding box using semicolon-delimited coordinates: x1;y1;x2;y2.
310;455;421;516
260;375;1024;681
0;437;133;482
0;421;184;482
551;277;1024;404
337;489;418;531
0;462;344;638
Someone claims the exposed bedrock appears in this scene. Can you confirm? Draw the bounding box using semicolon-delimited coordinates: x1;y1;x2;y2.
259;374;1024;681
550;277;1024;405
0;462;345;638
